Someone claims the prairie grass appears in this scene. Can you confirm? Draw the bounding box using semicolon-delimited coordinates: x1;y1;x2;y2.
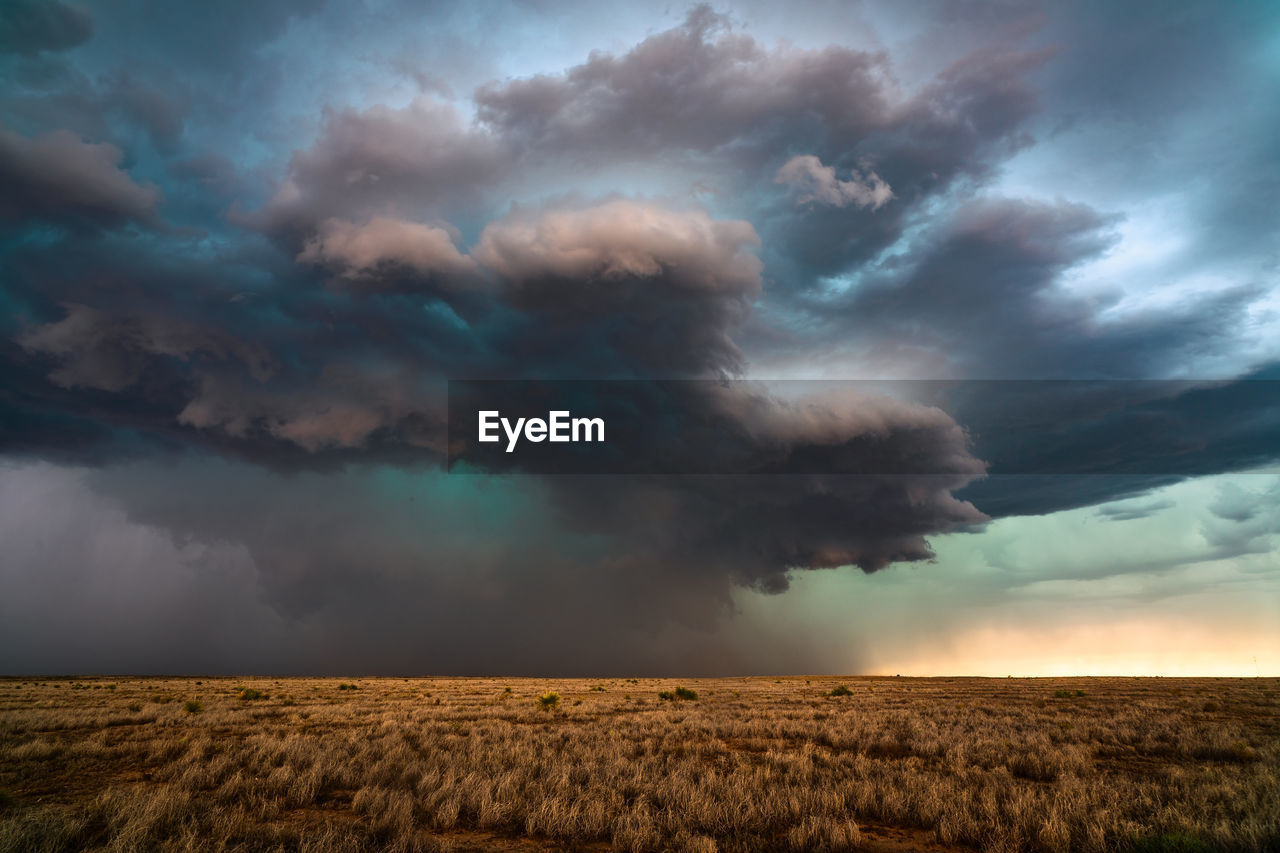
1;676;1277;852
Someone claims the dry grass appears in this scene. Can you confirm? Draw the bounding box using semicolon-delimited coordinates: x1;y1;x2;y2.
1;676;1277;852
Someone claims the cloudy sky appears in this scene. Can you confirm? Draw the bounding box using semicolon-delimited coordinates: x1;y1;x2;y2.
1;0;1277;676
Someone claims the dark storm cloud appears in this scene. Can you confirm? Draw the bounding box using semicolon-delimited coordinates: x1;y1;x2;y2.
6;191;986;486
538;471;984;599
0;123;162;226
2;186;992;652
1;226;457;467
779;192;1266;383
452;380;988;591
760;45;1047;282
175;368;448;455
0;0;92;56
6;197;768;452
819;197;1121;377
473;199;763;376
533;383;990;585
956;476;1183;520
0;438;981;675
948;374;1280;518
18;303;272;392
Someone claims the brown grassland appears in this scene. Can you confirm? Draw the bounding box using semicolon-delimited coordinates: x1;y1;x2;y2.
0;676;1277;853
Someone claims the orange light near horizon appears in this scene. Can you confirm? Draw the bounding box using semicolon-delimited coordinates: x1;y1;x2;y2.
873;619;1277;678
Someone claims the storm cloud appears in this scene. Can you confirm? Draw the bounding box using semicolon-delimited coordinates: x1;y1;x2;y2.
0;124;161;226
0;0;1277;674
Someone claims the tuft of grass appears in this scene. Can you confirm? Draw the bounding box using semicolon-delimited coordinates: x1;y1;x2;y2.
659;686;698;701
1131;831;1216;853
537;691;560;712
1193;739;1259;763
337;682;360;691
183;700;202;714
237;688;266;701
829;685;854;697
127;702;143;713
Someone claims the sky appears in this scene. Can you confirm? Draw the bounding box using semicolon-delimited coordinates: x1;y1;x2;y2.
1;0;1277;676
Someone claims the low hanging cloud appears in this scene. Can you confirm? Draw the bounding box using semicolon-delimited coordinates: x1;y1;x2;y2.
10;189;987;601
775;154;893;209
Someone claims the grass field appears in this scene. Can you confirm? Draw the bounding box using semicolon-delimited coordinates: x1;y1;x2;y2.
1;676;1277;852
